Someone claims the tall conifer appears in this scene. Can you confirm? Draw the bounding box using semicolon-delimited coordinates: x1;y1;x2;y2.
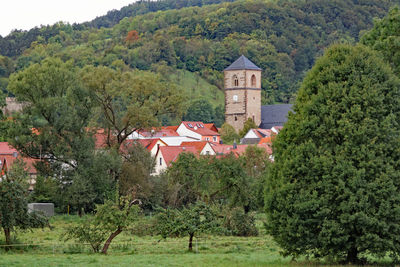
265;44;400;264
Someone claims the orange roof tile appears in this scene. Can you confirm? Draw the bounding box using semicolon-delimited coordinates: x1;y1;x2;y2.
180;141;210;153
211;143;272;157
259;137;273;144
1;155;38;175
159;146;198;166
204;123;219;133
0;142;18;155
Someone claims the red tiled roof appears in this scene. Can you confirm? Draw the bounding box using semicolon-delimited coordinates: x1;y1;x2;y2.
180;141;210;153
159;146;197;166
93;129;115;149
259;137;273;144
120;138;166;154
181;121;220;136
163;125;179;132
137;138;166;151
1;155;38;175
204;123;219;133
211;143;272;157
0;142;18;155
138;127;179;138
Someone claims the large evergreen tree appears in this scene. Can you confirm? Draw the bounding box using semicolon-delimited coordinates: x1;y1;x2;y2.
265;44;400;264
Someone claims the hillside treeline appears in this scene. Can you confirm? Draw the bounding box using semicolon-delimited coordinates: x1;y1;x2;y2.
0;0;398;106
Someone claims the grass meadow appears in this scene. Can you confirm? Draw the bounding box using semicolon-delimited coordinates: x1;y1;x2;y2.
0;214;393;266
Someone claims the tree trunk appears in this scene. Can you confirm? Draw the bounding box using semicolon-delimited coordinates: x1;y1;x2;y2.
101;228;122;254
4;228;11;250
244;205;250;214
188;233;194;252
346;246;359;264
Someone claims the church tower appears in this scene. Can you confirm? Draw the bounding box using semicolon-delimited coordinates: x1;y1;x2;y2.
224;55;262;133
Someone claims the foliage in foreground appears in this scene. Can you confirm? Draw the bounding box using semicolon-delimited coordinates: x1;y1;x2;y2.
265;44;400;264
154;202;221;251
64;197;140;254
0;161;48;247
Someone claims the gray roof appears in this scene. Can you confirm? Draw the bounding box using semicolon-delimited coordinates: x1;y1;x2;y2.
224;55;262;71
260;104;293;129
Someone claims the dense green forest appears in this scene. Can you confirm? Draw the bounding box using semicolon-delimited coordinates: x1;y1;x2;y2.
0;0;398;112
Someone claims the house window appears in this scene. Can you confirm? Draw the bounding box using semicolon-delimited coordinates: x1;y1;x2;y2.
232;75;239;87
213;136;217;142
252;115;255;122
235;116;238;121
159;157;162;166
251;74;256;87
206;137;209;141
233;95;238;102
206;151;210;155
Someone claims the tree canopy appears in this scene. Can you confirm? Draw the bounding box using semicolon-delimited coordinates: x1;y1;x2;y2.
361;7;400;76
265;44;400;264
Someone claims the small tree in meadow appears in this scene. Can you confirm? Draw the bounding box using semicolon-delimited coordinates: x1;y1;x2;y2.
154;202;220;251
64;196;140;254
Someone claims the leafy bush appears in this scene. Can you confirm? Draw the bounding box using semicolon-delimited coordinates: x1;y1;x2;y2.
63;219;108;253
223;207;258;237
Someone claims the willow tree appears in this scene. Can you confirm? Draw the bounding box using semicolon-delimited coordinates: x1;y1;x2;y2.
265;45;400;264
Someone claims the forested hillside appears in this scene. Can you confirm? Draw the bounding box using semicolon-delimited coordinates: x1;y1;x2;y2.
0;0;398;110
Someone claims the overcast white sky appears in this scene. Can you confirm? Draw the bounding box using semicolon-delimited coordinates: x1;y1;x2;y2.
0;0;135;37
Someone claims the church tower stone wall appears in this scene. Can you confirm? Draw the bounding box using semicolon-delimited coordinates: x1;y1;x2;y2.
224;55;261;133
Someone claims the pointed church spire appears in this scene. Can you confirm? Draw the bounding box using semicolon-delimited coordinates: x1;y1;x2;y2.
224;55;261;71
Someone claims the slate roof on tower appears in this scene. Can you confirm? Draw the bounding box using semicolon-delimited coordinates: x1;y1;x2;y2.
224;55;262;71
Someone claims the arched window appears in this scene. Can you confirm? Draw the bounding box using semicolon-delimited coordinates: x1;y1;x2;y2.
233;95;238;102
232;75;239;87
251;74;256;87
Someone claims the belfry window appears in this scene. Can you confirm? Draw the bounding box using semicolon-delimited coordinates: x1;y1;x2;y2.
251;74;256;87
232;75;239;87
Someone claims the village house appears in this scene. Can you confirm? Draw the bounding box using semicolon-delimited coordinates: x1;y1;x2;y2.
180;141;216;155
176;121;220;143
153;146;198;175
0;142;38;190
241;128;273;144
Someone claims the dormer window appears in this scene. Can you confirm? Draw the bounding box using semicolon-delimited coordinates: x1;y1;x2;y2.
251;74;256;87
232;75;239;87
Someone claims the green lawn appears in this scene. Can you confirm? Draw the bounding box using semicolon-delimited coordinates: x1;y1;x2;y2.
171;70;224;108
0;215;391;266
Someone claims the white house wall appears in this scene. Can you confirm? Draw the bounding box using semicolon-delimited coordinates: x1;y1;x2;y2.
243;129;259;139
176;124;202;140
153;150;168;175
150;140;166;156
200;143;216;155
